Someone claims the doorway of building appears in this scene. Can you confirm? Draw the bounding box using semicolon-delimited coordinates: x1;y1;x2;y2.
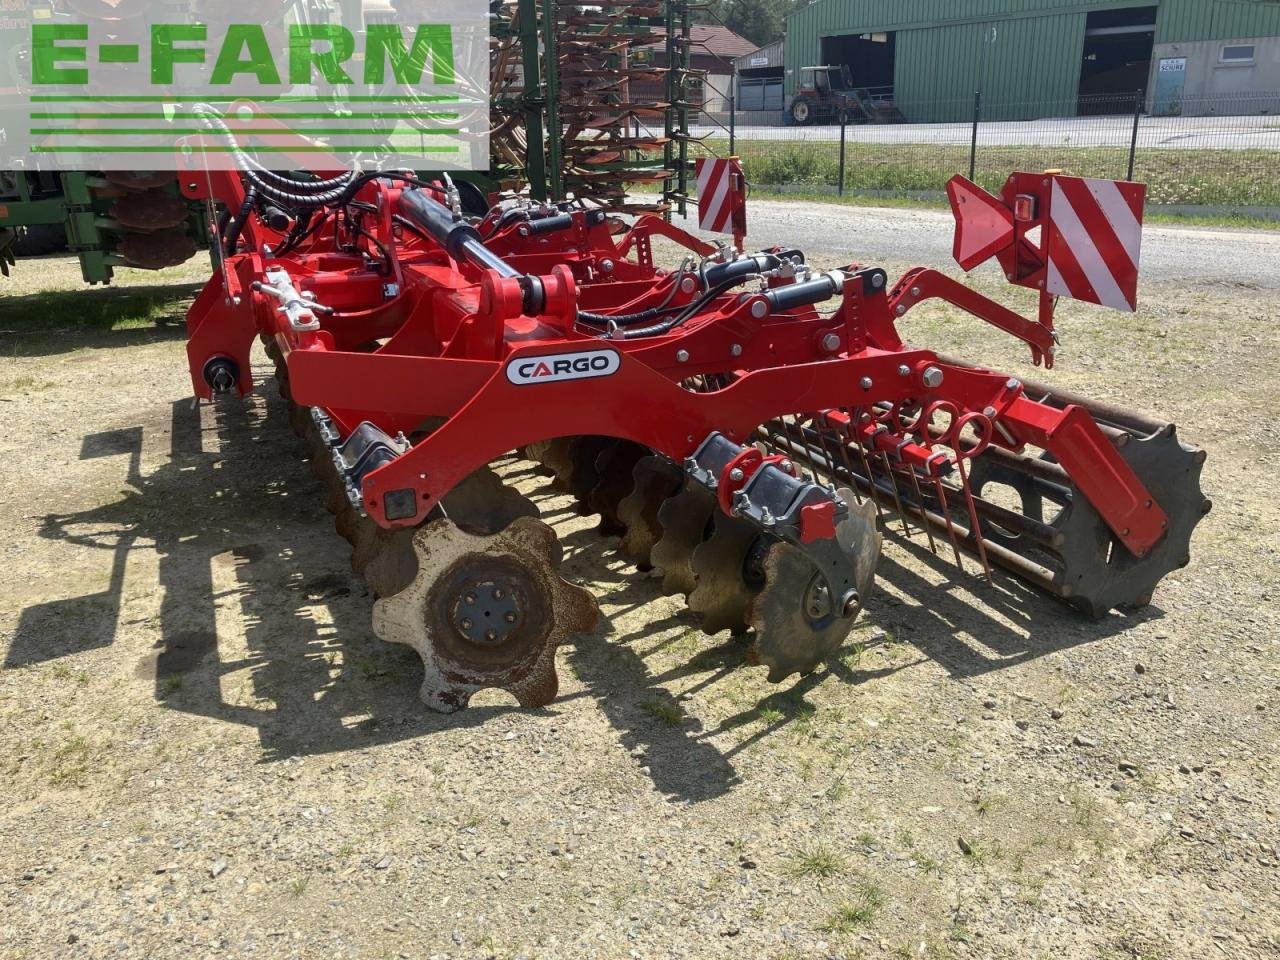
1078;6;1156;113
820;32;897;94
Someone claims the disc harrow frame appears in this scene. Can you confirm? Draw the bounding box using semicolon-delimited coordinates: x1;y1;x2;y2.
180;160;1210;711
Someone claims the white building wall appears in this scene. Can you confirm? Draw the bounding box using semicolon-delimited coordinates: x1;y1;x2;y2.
1150;35;1280;114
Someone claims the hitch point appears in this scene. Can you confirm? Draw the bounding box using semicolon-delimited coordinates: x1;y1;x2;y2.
202;356;239;396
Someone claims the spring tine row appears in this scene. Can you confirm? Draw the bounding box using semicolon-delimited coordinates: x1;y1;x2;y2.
907;468;939;556
850;409;887;522
931;476;968;573
876;450;913;540
952;456;994;585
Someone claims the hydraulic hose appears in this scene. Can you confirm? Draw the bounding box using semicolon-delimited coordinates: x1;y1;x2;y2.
702;253;781;288
619;275;752;339
222;186;257;256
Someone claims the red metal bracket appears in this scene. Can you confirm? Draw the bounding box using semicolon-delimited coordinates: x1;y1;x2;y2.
715;446;796;516
887;268;1056;368
1002;395;1168;557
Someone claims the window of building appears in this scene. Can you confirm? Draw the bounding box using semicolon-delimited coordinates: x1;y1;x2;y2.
1220;45;1256;65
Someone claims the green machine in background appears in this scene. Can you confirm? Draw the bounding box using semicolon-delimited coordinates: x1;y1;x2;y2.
1;0;207;283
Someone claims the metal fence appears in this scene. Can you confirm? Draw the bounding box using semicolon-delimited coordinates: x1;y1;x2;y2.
674;90;1280;211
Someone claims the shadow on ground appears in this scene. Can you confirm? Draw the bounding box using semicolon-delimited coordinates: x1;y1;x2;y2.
8;371;1156;802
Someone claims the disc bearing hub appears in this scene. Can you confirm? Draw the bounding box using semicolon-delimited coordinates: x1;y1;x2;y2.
452;579;523;646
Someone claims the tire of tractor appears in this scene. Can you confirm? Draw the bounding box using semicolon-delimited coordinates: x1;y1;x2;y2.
790;96;816;126
11;223;68;257
837;109;851;125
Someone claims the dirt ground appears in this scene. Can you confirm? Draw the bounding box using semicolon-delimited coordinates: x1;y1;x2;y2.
0;211;1277;960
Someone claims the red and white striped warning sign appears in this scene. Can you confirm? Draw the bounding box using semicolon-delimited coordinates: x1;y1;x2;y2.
695;158;745;239
1045;176;1145;313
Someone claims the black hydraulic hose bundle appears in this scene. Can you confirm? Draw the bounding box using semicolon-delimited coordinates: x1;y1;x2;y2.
617;275;756;340
222;186;257;256
195;104;837;330
193;105;357;206
576;253;790;339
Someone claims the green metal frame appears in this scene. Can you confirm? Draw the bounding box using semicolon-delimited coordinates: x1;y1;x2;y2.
1;172;121;283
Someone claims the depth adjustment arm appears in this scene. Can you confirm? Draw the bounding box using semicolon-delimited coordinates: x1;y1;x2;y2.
888;268;1058;368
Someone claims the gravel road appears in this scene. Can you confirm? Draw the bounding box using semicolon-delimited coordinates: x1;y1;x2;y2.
0;211;1277;960
670;198;1280;288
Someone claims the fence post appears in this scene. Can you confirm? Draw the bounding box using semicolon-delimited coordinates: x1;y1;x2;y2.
1127;88;1143;182
729;70;736;157
969;90;982;181
838;112;847;196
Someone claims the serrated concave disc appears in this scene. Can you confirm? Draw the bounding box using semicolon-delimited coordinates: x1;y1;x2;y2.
688;514;766;636
117;228;197;270
748;492;880;683
588;441;648;535
371;517;600;713
101;170;173;190
110;192;191;232
650;481;718;597
441;465;539;535
564;437;622;512
616;456;683;569
540;438;578;491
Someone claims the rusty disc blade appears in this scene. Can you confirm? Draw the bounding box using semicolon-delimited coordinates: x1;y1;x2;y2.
616;455;683;569
116;228;197;270
110;191;191;232
587;440;648;535
688;514;768;638
372;517;599;713
650;481;718;597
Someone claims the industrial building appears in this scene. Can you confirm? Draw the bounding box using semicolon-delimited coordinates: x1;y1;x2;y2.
775;0;1280;121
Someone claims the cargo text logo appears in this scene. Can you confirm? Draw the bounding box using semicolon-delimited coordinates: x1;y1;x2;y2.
2;2;489;172
507;350;622;386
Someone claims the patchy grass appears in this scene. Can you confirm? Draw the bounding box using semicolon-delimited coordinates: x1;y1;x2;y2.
914;852;944;876
789;843;846;880
0;375;56;395
823;880;887;933
972;790;1008;817
50;663;89;685
824;776;851;802
757;704;785;725
159;675;183;697
0;257;210;352
958;836;1001;865
640;695;685;728
1;286;201;334
47;734;93;787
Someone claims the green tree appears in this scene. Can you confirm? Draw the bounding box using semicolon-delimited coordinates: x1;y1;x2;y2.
705;0;813;48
